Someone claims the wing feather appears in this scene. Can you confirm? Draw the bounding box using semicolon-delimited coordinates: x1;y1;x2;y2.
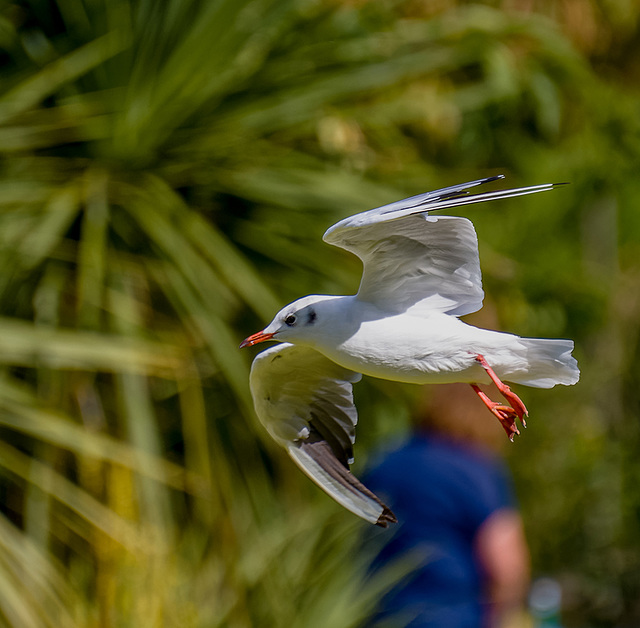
333;214;483;316
249;343;396;526
323;176;557;316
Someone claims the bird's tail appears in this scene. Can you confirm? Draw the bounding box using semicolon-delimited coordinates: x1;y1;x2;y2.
509;338;579;388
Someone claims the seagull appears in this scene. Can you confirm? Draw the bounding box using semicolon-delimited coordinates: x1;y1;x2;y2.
240;175;579;527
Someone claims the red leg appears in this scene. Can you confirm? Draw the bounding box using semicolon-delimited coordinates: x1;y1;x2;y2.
475;354;528;422
471;354;529;440
471;384;520;441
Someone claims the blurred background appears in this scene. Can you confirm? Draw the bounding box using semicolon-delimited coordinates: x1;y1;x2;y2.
0;0;639;626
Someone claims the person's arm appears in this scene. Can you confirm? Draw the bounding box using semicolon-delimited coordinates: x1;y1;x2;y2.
474;508;530;626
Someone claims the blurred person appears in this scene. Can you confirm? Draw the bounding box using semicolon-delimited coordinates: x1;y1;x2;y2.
363;383;530;628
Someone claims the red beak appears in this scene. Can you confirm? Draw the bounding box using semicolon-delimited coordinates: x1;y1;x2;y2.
239;330;276;348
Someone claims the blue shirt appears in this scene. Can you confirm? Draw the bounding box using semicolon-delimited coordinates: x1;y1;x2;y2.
364;433;515;627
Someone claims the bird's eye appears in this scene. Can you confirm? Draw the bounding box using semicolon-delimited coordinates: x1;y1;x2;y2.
284;314;297;327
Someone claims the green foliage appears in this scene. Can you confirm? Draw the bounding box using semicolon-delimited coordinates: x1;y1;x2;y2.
0;0;639;626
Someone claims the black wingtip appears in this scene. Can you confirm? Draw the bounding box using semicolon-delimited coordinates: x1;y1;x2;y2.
294;438;398;527
485;175;570;188
376;507;399;528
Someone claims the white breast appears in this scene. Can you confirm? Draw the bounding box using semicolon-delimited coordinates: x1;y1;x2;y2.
315;312;490;384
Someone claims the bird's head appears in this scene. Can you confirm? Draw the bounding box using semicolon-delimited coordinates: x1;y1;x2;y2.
240;295;340;348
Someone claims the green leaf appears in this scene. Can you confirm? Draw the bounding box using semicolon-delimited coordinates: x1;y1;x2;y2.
0;30;127;122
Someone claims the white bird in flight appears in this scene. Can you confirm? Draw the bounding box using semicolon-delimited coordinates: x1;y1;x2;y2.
240;175;579;527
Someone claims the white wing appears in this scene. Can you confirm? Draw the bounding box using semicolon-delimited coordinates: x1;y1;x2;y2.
324;176;557;316
249;343;396;527
331;213;483;316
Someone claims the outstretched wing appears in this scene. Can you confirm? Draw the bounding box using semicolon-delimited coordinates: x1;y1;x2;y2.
323;175;557;316
333;213;483;316
249;343;396;527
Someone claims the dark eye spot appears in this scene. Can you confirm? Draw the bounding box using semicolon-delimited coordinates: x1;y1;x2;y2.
284;314;297;326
